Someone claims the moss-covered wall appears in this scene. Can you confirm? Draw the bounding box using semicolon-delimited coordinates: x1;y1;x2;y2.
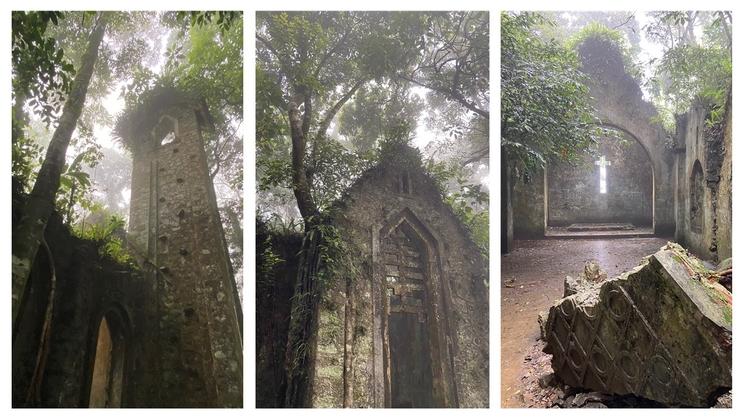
255;226;302;407
11;199;152;407
674;98;731;261
310;146;489;407
126;94;243;406
513;169;544;238
577;36;675;234
547;131;653;226
716;99;732;260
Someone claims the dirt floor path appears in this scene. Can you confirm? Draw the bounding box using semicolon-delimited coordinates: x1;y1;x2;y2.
500;237;671;407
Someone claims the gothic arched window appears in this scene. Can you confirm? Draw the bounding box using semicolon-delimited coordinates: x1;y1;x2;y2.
89;311;126;407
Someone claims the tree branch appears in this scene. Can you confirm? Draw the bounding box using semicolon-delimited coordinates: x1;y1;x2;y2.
398;73;489;119
256;33;280;59
314;79;366;143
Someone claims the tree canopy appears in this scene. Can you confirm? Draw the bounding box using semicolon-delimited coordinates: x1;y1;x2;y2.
645;11;731;128
501;12;601;174
500;10;732;175
256;11;489;252
12;11;244;284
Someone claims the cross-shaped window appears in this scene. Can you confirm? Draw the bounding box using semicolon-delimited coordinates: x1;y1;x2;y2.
595;155;611;194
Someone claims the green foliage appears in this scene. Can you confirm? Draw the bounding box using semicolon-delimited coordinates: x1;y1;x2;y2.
257;233;284;286
338;83;423;152
653;44;730;119
645;11;731;128
426;159;489;255
176;11;241;34
12;11;76;125
540;12;642;53
310;221;354;289
56;144;103;224
72;212;134;265
567;21;643;80
311;140;378;210
415;11;489;118
501;12;602;174
11;129;44;191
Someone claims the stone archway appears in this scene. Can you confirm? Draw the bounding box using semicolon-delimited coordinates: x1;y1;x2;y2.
373;208;457;408
576;36;675;234
87;307;129;408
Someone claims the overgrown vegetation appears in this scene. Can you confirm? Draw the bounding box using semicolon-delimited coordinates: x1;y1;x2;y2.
72;213;133;265
12;12;244;314
567;21;643;81
501;12;603;174
645;11;731;131
257;11;489;232
426;159;489;255
257;12;490;407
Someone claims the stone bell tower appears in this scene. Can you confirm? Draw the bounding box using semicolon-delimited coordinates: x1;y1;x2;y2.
119;87;242;407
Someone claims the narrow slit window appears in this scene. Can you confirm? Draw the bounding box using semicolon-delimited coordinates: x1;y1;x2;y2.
595;156;611;194
400;172;411;194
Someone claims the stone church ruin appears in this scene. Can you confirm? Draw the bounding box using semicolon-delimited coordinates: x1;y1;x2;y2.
502;34;732;408
12;87;243;407
257;144;489;408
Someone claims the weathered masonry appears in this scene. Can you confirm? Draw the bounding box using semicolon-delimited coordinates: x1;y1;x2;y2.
12;189;149;407
258;144;489;408
505;35;732;264
12;88;243;408
120;87;243;407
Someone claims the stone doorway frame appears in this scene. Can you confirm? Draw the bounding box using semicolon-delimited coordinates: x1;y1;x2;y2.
82;304;132;407
371;207;458;408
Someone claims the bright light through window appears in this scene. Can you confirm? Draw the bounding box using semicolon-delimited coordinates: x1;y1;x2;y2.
595;155;610;194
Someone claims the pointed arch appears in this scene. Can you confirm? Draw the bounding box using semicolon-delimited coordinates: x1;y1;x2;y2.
86;304;131;408
152;114;179;146
371;207;457;407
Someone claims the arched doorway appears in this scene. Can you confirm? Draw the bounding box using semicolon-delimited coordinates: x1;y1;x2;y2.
689;160;704;233
546;126;654;231
88;309;127;407
375;208;456;408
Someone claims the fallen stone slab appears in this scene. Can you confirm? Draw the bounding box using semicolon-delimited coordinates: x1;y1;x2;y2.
544;243;732;407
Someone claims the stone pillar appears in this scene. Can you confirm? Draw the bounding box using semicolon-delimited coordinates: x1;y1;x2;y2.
125;90;242;407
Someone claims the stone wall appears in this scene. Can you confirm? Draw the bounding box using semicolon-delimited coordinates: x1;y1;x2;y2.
577;37;675;234
501;154;514;251
674;98;732;261
309;146;489;407
716;100;732;260
255;226;303;407
513;169;545;238
11;199;153;407
547;131;653;226
124;90;243;406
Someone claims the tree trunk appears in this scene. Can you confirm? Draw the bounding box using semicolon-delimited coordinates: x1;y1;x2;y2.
12;12;108;326
288;100;319;227
12;90;28;144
